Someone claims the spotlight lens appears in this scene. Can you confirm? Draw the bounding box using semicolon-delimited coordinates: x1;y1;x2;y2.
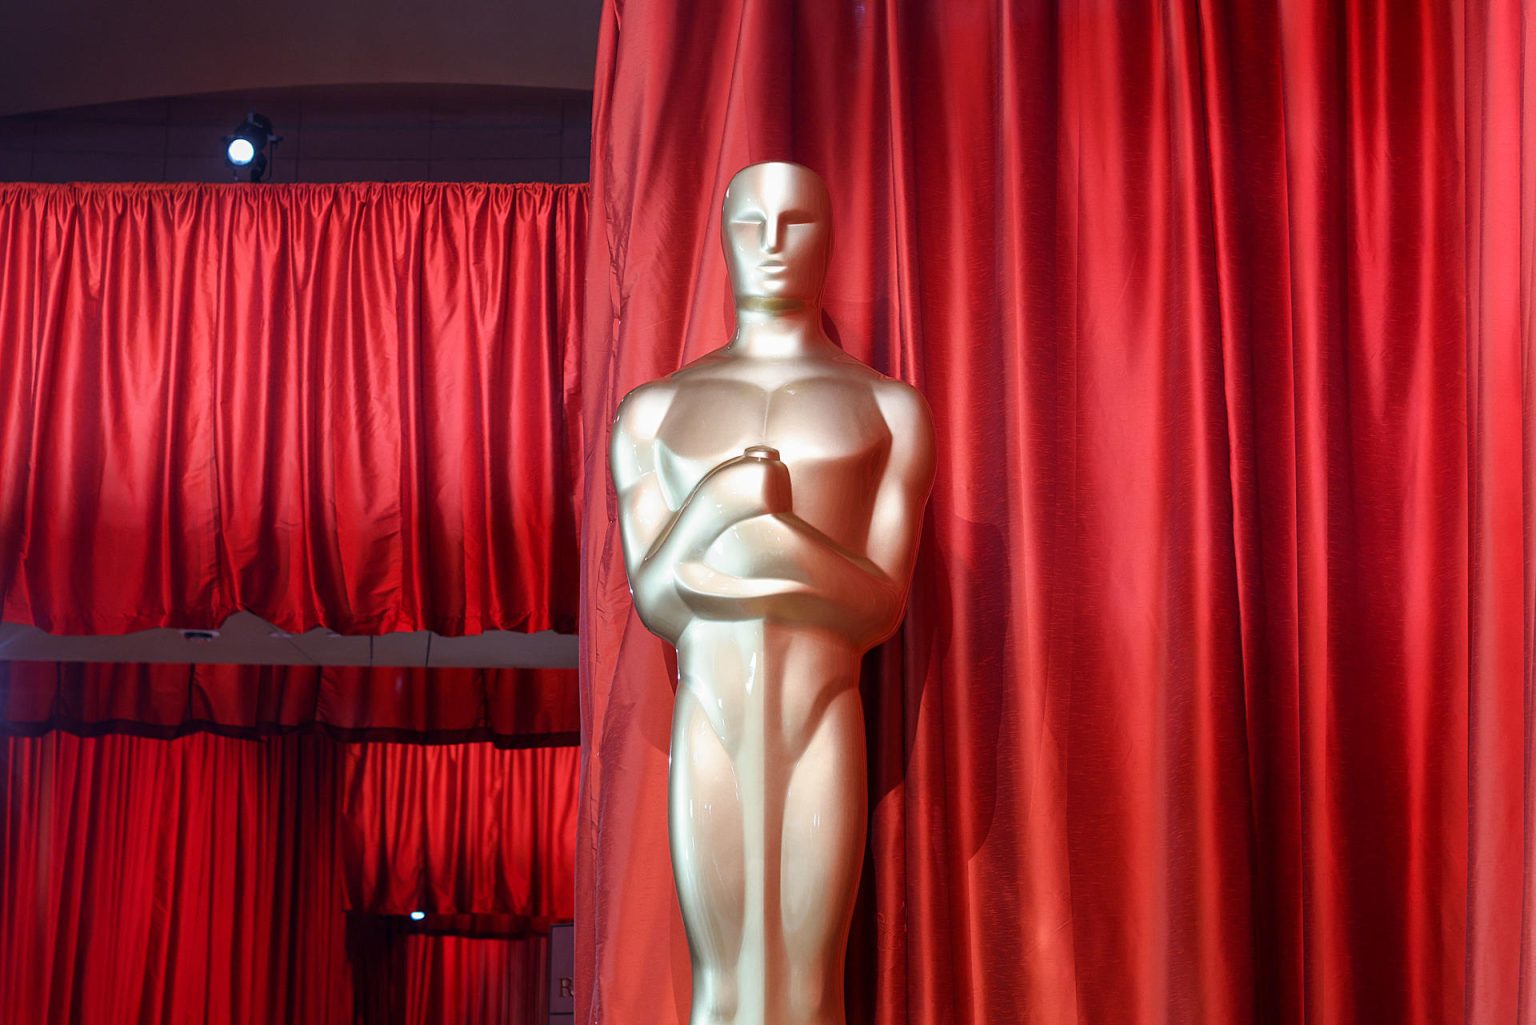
227;138;256;165
409;911;426;921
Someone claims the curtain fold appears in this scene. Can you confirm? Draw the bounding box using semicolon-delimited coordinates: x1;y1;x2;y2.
341;741;578;916
0;732;353;1025
395;932;549;1025
348;917;552;1025
1464;0;1536;1019
0;181;586;637
0;660;579;746
578;1;1535;1024
0;731;576;1024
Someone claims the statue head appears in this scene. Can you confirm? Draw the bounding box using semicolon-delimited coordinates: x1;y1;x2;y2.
721;162;831;307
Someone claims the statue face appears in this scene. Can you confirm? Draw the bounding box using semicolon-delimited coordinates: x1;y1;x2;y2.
721;162;831;304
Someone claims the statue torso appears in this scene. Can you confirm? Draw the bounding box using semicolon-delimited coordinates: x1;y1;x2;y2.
650;349;895;557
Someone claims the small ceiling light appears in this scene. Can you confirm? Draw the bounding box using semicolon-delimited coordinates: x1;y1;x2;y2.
226;137;255;165
224;113;281;183
409;911;426;922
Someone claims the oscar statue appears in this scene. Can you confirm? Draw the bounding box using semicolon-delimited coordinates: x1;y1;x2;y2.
611;161;935;1025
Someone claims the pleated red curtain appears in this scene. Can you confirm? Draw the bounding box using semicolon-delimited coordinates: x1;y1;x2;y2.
0;181;586;636
342;741;578;916
0;660;578;746
0;731;576;1025
349;918;552;1025
578;2;1535;1024
0;732;353;1025
397;931;549;1025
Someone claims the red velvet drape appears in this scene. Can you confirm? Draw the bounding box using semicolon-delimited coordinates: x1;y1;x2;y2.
0;731;576;1024
579;2;1535;1024
0;660;578;746
0;182;586;636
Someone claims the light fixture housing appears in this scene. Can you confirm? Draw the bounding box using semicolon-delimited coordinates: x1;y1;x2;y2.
224;113;280;182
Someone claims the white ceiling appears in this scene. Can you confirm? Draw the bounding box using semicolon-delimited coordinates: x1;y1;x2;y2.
0;612;578;669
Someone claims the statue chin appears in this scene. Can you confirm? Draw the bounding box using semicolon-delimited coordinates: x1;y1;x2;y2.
742;292;811;309
611;160;934;1025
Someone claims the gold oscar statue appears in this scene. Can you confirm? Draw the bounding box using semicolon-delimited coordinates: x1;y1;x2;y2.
611;162;935;1025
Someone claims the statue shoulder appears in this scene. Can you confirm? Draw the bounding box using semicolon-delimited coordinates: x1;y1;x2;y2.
871;377;936;491
871;376;935;441
612;379;678;446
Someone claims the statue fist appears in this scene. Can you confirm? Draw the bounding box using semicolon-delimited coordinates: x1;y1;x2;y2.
691;446;792;523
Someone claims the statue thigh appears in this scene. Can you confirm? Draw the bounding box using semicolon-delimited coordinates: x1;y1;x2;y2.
669;686;746;1004
779;686;867;1016
668;669;866;1023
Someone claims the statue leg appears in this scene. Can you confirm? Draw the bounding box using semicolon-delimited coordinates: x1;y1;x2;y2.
778;687;867;1025
670;687;747;1025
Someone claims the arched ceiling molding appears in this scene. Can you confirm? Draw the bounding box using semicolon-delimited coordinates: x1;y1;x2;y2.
1;0;599;116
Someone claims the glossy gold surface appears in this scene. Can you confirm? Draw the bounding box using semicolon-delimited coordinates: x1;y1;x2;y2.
611;162;935;1025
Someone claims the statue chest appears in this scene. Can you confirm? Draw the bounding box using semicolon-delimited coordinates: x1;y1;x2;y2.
653;377;893;531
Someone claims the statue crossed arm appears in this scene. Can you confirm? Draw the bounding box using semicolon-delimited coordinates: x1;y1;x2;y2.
610;161;933;1025
612;380;932;649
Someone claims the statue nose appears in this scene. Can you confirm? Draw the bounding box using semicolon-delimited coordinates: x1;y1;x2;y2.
762;218;784;253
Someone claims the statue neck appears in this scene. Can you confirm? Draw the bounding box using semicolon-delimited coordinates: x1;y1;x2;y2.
729;300;836;360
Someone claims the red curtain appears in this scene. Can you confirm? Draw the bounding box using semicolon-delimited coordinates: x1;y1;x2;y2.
579;3;1534;1025
342;741;577;916
0;731;576;1024
0;660;578;746
0;182;586;636
349;919;551;1025
0;732;353;1025
395;933;548;1025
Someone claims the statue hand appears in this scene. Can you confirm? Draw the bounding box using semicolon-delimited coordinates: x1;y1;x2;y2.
686;447;792;526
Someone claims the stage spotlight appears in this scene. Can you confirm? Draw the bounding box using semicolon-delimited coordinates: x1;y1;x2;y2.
224;113;281;182
409;911;426;922
226;137;255;166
